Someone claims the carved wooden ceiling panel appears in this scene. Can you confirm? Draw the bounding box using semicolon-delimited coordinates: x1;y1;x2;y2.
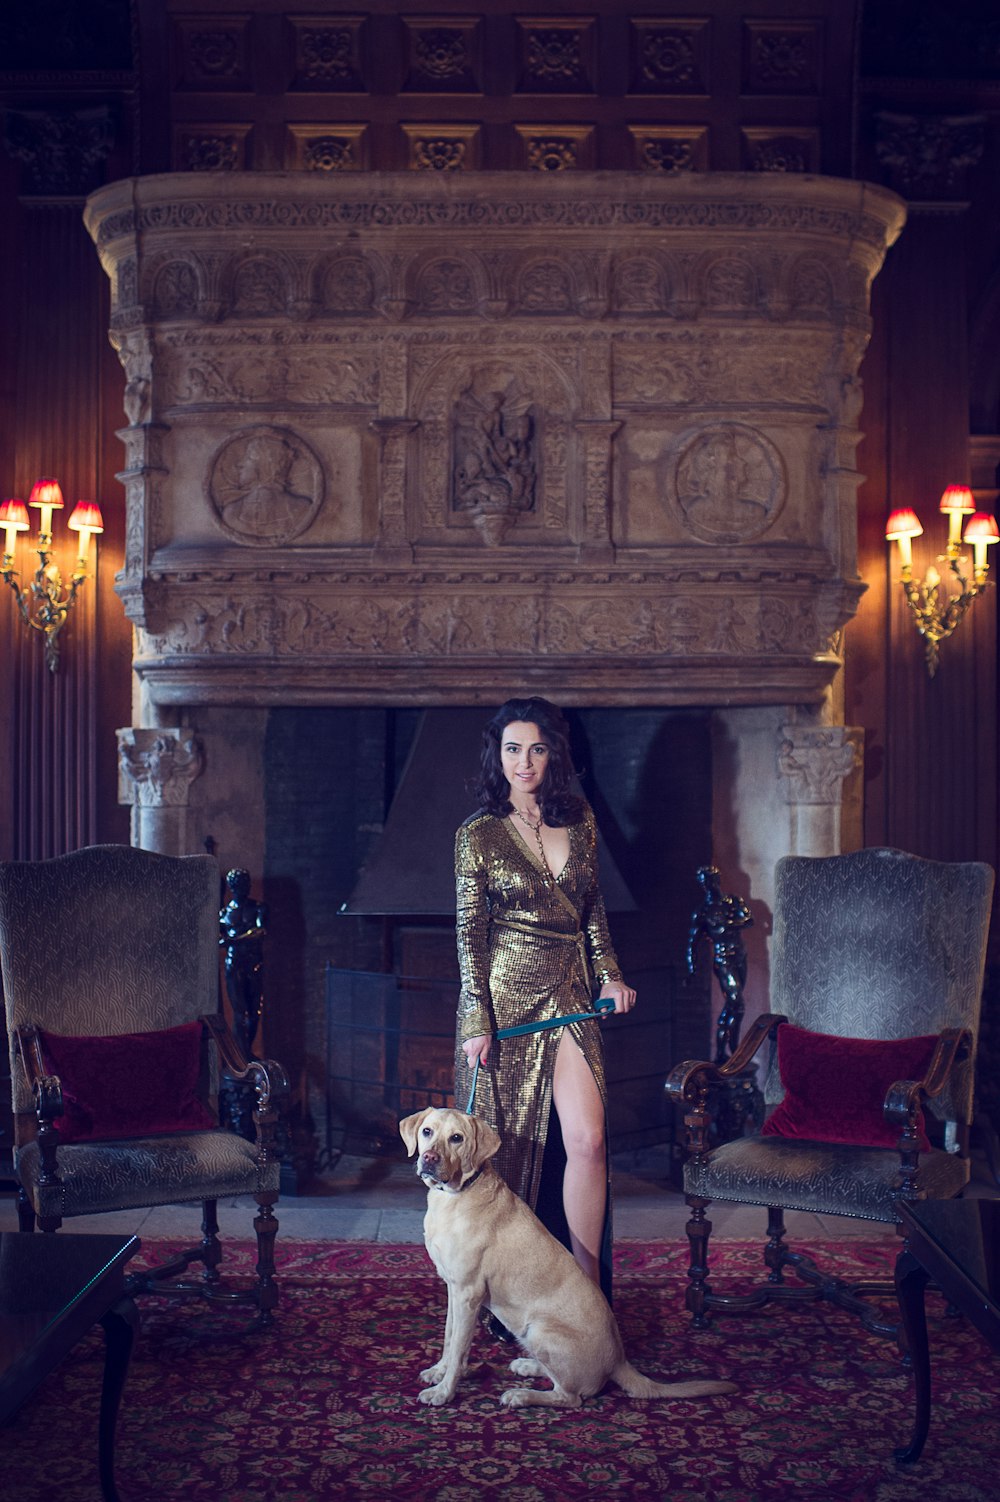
160;2;858;177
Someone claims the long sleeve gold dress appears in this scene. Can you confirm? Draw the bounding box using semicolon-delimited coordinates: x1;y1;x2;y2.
454;802;623;1261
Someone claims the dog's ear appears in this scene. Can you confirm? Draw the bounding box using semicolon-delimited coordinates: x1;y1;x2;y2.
469;1114;501;1163
399;1109;431;1156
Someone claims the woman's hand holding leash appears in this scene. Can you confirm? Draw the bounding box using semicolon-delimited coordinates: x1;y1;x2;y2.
463;984;634;1074
463;1034;492;1069
598;980;636;1016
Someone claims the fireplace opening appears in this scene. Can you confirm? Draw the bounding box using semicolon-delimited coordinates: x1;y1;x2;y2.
263;705;714;1167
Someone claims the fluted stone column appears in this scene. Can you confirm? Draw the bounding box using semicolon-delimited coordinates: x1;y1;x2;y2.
117;727;204;854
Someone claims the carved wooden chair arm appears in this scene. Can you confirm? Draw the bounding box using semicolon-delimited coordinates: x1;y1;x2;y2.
13;1024;65;1182
200;1013;290;1118
883;1026;972;1129
13;1024;63;1121
666;1013;788;1105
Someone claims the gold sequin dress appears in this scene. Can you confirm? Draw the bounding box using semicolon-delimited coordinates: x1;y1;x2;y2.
454;803;623;1228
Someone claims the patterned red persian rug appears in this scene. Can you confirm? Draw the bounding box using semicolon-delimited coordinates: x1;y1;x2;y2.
3;1237;997;1502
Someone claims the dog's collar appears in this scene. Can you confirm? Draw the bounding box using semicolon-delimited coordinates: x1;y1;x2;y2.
422;1162;486;1194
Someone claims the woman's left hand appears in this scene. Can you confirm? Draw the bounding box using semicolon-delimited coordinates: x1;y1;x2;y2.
598;979;636;1016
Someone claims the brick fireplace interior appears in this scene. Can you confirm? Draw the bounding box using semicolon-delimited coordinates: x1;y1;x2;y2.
262;704;713;1161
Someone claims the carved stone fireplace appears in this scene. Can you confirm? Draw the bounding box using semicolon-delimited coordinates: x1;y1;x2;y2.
85;169;904;1144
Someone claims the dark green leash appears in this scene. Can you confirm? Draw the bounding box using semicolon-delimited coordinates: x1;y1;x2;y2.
464;996;616;1114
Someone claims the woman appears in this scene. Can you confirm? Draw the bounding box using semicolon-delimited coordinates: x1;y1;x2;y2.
455;696;635;1296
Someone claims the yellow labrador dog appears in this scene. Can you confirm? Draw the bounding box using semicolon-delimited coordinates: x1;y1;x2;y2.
400;1106;736;1411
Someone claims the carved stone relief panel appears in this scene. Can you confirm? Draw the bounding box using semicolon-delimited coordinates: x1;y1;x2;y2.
84;171;904;706
613;413;817;552
156;329;382;412
410;340;576;546
129;569;858;709
208;426;325;545
673;423;786;544
158;416;368;551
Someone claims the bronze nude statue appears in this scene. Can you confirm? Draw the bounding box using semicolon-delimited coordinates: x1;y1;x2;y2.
219;868;268;1059
686;866;754;1063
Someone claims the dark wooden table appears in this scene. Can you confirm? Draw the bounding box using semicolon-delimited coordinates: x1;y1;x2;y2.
0;1232;141;1502
894;1198;1000;1464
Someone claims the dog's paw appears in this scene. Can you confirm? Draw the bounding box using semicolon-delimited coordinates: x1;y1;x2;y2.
419;1362;447;1385
508;1358;544;1378
499;1387;531;1409
418;1383;455;1407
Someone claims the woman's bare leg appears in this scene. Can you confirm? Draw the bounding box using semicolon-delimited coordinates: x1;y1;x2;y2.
552;1033;607;1286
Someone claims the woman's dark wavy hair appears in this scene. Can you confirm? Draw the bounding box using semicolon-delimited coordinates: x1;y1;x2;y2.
476;697;583;826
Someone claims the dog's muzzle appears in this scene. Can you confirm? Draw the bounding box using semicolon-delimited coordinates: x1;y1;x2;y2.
417;1155;450;1188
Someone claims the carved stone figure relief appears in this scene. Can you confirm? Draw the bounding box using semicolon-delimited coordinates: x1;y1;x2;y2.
673;424;786;544
451;377;537;545
153;259;199;318
231;257;286;316
319;252;377;311
208;425;325;544
414;257;480;313
612;256;668;311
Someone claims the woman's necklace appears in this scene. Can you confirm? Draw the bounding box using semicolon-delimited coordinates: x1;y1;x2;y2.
511;806;554;883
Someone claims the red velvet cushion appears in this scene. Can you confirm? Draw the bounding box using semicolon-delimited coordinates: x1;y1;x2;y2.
760;1024;938;1152
38;1021;215;1144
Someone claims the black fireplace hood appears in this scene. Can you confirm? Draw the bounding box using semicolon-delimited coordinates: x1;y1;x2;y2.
341;707;636;916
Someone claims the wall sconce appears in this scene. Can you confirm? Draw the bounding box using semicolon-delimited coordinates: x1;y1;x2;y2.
885;485;998;676
1;479;104;673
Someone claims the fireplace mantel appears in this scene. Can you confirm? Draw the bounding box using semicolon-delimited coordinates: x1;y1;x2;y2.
85;170;904;708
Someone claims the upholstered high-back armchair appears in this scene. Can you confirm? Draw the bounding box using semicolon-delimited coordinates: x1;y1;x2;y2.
667;847;994;1336
1;844;288;1322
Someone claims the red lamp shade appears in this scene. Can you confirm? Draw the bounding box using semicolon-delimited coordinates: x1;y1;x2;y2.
962;512;1000;545
28;478;65;511
885;508;924;542
0;498;30;530
67;501;105;535
939;484;976;515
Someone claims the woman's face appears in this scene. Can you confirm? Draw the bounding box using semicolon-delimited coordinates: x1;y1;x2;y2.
500;720;550;800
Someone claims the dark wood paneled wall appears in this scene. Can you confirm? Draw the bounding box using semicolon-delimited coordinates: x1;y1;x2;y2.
848;23;1000;957
0;79;133;858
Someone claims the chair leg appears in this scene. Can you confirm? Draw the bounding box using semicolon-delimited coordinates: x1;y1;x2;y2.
764;1205;787;1283
17;1187;36;1232
200;1200;223;1281
684;1196;713;1328
253;1192;280;1325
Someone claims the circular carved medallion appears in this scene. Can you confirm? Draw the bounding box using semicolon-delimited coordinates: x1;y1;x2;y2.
673;423;785;544
208;425;324;545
